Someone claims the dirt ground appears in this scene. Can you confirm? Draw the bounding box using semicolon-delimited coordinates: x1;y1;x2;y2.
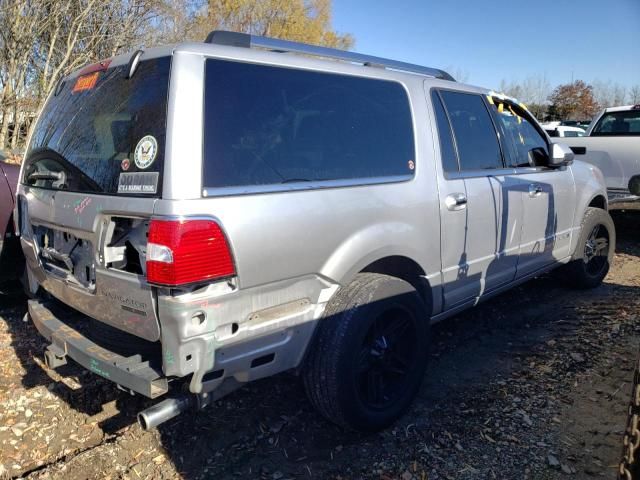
0;212;638;480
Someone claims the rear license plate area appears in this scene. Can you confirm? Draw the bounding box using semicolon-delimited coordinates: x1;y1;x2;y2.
34;226;95;289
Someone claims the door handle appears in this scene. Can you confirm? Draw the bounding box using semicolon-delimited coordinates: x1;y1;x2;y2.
529;183;543;197
445;193;467;211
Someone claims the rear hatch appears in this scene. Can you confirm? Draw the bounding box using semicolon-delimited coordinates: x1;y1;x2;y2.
19;55;171;341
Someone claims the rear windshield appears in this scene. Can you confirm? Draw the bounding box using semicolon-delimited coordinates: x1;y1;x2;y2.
203;59;415;190
591;110;640;136
23;57;171;195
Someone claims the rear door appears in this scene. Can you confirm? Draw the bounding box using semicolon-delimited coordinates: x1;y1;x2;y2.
432;89;523;309
18;55;172;341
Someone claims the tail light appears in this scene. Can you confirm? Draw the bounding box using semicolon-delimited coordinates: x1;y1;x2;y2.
146;218;235;287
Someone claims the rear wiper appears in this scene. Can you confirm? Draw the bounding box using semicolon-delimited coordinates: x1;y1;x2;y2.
27;171;63;182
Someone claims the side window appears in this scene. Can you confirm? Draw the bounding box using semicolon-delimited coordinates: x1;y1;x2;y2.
546;129;559;137
488;99;549;168
439;91;503;171
431;91;459;172
203;60;415;189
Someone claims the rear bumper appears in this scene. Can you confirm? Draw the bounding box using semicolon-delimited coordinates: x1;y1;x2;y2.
28;298;168;398
608;189;640;210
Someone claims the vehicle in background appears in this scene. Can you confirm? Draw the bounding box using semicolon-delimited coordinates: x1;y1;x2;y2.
0;155;24;291
542;124;586;138
18;31;614;432
560;119;591;130
557;105;640;210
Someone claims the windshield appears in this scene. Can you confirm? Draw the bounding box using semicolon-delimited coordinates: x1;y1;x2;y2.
23;56;171;195
591;110;640;136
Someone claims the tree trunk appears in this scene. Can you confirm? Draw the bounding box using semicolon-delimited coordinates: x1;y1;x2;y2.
10;110;21;150
0;106;10;151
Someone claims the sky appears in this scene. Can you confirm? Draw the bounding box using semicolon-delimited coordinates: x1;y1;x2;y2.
332;0;640;91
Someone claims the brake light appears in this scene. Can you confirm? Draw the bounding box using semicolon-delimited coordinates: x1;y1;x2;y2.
72;72;100;93
146;219;235;287
72;59;111;93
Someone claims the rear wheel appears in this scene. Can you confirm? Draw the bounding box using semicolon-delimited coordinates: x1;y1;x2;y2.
560;207;615;289
303;273;430;431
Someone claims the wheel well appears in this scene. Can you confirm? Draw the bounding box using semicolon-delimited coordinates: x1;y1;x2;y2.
589;195;606;210
361;256;431;312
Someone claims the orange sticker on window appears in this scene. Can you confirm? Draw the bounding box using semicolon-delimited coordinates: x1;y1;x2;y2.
72;72;100;93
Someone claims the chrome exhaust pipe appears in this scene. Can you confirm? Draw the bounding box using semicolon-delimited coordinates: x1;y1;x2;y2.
137;396;193;430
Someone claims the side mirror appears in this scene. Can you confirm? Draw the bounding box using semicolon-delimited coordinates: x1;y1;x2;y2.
549;143;574;167
629;175;640;196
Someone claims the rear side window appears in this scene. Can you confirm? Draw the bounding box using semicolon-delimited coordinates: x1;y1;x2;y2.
439;91;503;171
431;91;459;172
203;60;415;189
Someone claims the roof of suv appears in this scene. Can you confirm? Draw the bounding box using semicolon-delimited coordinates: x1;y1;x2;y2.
67;34;492;98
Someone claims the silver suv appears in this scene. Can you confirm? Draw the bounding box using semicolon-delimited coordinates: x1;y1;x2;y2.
18;31;615;431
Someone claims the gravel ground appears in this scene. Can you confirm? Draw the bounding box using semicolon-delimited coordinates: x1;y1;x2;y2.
0;211;638;480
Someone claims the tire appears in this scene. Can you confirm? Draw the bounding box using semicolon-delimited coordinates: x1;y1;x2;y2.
560;207;615;289
303;273;430;431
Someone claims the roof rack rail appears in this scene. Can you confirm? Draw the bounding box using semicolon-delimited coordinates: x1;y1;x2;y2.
204;30;455;82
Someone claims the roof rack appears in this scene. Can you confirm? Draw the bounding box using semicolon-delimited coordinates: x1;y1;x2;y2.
204;30;455;82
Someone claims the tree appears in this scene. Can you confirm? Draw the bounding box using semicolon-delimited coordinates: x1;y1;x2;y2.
629;85;640;104
0;0;48;148
499;75;551;120
0;0;168;151
547;80;599;121
193;0;353;48
592;79;627;108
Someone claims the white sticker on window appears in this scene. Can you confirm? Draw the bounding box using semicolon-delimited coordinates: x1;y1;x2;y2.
133;135;158;169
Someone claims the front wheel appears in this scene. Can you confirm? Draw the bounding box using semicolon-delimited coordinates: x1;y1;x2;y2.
302;273;430;431
560;207;615;289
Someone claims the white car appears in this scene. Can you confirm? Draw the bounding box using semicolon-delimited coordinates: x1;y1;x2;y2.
542;124;586;138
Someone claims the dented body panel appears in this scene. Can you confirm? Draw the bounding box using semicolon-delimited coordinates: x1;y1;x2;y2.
20;188;160;341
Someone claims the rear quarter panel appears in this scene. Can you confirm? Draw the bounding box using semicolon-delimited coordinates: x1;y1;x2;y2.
160;49;444;302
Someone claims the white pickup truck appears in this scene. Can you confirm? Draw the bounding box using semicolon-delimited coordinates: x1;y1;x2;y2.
562;104;640;209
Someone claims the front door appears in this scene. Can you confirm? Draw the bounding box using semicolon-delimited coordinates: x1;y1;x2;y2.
486;97;576;277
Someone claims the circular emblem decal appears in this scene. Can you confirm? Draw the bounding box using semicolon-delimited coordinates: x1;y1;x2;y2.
121;158;130;171
134;135;158;169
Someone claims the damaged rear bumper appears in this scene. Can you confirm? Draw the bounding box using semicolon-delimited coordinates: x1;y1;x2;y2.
28;299;168;398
